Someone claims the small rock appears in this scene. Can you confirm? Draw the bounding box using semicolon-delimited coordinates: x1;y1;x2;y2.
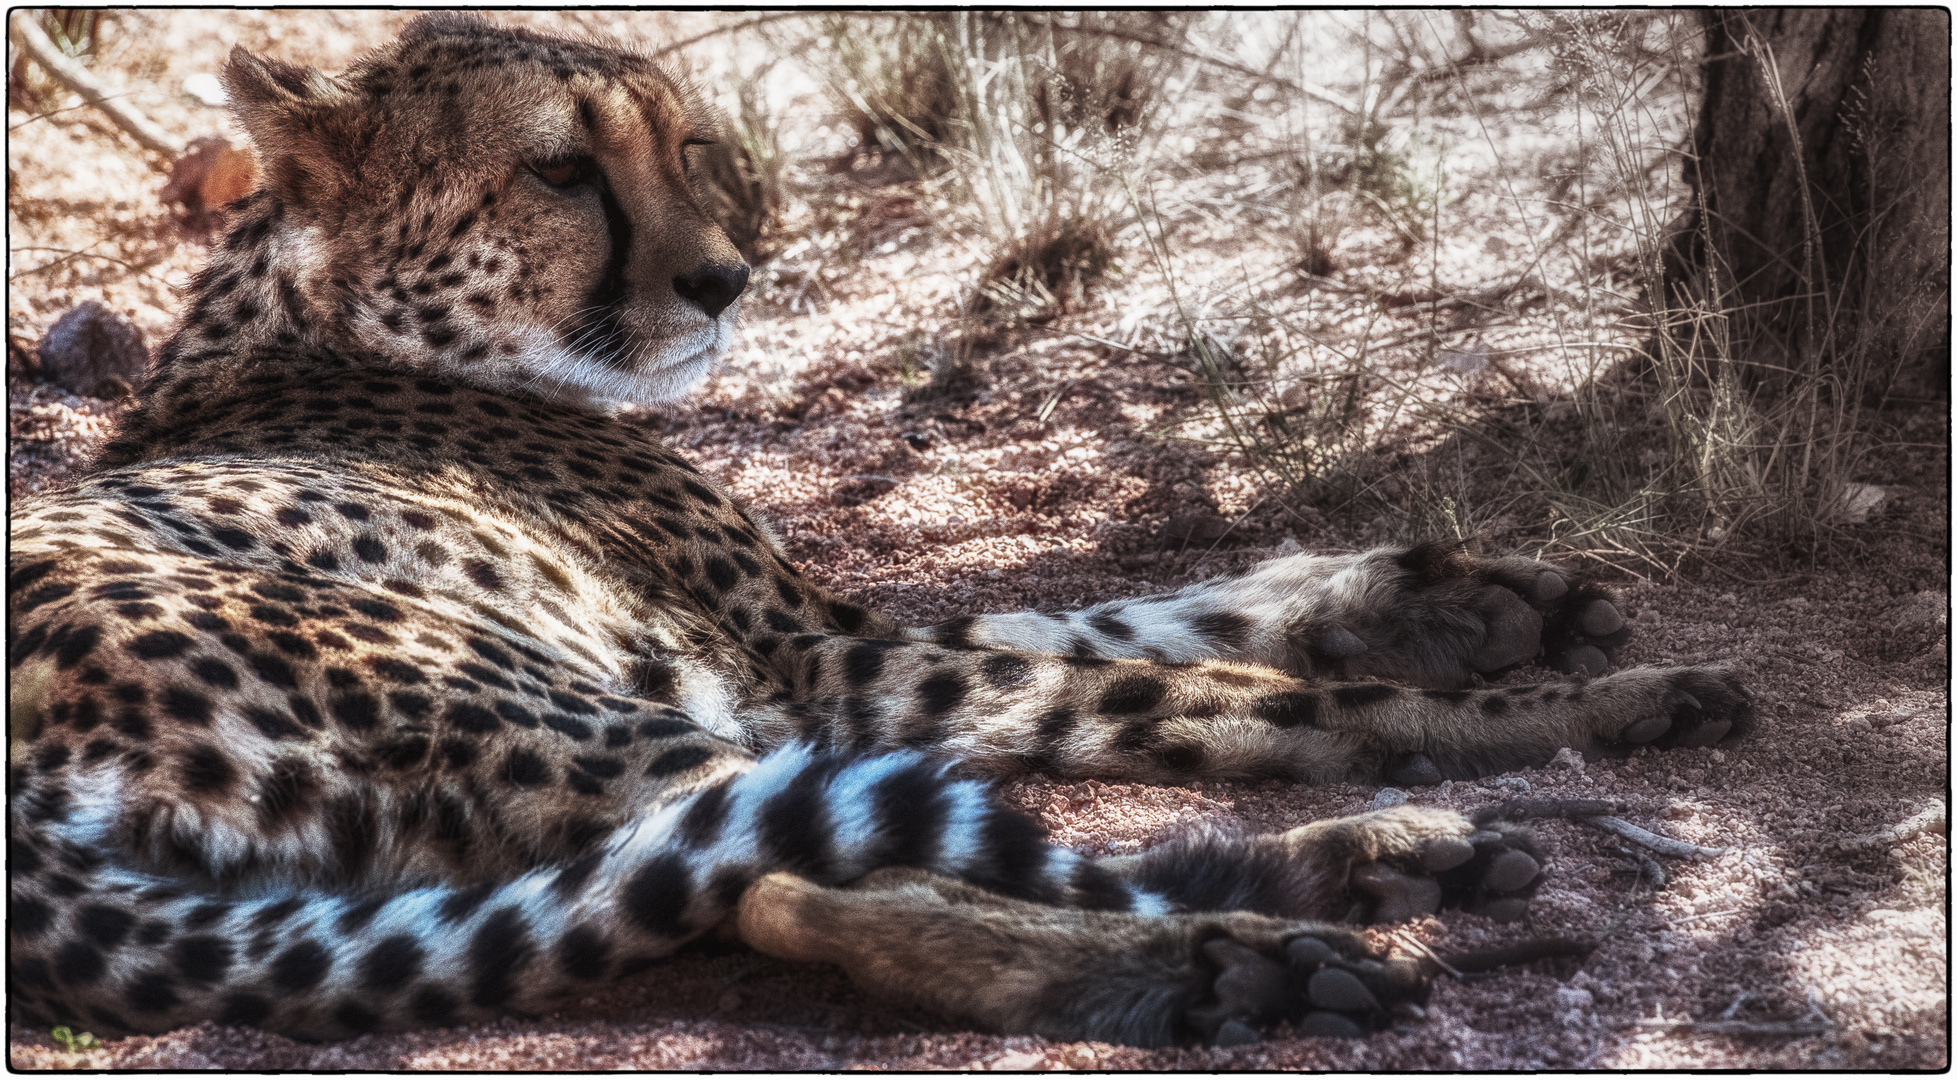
35;301;148;399
902;431;932;451
1487;776;1531;793
1549;747;1585;774
1370;787;1409;809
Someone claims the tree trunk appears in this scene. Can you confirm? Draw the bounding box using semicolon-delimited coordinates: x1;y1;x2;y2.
1668;9;1949;395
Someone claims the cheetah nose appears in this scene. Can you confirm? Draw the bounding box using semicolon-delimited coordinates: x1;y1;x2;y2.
674;261;750;319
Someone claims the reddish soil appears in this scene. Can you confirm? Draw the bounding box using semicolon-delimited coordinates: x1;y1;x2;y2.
8;11;1948;1071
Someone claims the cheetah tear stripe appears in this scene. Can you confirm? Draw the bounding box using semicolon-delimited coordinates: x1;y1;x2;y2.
7;745;1162;1038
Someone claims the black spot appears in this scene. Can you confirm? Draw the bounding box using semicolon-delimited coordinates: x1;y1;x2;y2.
466;907;534;1008
1253;691;1319;728
494;701;538;728
547;689;598;716
500;748;549;787
219;993;273;1027
557;924;611;981
171;935;232;984
249;604;300;628
276;506;313;527
183;902;233;931
447;701;500;733
916;671;968;717
124;970;181;1013
1087;612;1137;641
572;754;624;779
160;686;215;726
676;781;733;847
53;941;107;985
621;853;692;938
335;1000;381;1034
368;657;425;684
54;624;101;669
336;897;387;935
829;601;867;634
980;652;1034;689
77;904;136;950
646;744;713;777
126;630;194;659
1332;684;1398;708
1421;688;1473;704
357;934;424;993
250;897;306;930
1098;673;1167;715
348;597;402;622
248;651;300;688
636;716;697;741
243;706;302;740
409;986;458;1026
335;502;371;522
330;692;382;732
210;527;257;551
191;658;239;688
353;535;388;562
702;557;739;593
842;643;889;687
1191;611;1252;649
179;743;236;793
437;881;498;925
464;559;503;591
11;895;54;937
1480;694;1510;716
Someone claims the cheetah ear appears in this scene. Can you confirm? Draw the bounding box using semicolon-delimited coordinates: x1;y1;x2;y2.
221;47;366;202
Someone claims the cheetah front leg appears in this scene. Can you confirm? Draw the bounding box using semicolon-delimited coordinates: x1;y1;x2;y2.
909;540;1634;686
736;806;1550;1047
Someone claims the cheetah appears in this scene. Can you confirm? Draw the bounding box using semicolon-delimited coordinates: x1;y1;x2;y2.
7;15;1752;1049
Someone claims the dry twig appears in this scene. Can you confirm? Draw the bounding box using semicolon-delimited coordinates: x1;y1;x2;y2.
7;10;184;156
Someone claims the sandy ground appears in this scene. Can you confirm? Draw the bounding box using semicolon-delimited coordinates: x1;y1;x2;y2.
8;10;1950;1071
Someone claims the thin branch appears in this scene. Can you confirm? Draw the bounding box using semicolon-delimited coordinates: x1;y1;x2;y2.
7;9;183;156
1584;815;1729;861
649;13;812;60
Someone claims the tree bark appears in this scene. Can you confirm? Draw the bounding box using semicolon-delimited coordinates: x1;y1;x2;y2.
1668;9;1949;394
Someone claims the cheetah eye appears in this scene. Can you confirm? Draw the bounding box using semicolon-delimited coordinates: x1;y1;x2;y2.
530;156;595;189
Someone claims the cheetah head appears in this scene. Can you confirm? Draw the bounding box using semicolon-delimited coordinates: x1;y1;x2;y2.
221;14;748;408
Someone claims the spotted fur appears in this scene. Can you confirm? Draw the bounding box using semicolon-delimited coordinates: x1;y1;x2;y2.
7;16;1750;1046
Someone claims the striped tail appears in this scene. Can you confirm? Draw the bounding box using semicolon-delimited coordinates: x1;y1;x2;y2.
9;744;1162;1039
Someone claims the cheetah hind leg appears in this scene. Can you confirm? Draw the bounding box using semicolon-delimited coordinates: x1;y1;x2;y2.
738;867;1435;1047
735;807;1551;1047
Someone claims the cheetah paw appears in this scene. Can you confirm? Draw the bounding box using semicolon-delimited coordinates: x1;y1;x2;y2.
1348;820;1545;925
1185;931;1430;1045
1287;541;1635;689
1600;667;1753;752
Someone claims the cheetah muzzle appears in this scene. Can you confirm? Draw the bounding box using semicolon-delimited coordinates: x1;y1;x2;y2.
7;13;1750;1049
